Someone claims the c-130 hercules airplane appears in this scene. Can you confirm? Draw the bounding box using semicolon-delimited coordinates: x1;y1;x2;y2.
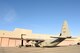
20;21;71;47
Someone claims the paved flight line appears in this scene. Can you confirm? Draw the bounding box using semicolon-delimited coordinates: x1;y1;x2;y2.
0;45;80;53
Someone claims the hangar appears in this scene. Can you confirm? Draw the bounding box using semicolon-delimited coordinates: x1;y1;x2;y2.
0;21;80;47
0;28;53;47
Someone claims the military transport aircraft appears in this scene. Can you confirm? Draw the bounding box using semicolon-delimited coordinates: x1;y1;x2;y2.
20;21;72;47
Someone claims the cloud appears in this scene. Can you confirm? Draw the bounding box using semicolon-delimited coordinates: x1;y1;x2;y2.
3;9;16;23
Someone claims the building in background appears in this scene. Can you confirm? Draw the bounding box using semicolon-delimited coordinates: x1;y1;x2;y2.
0;21;80;47
0;28;80;47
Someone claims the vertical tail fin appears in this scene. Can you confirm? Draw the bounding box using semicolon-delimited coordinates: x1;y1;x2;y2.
61;20;71;37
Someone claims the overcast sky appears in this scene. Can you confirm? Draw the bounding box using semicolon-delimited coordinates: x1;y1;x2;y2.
0;0;80;36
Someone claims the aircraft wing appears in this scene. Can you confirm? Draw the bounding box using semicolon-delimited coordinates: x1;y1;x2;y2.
50;36;71;38
25;38;45;41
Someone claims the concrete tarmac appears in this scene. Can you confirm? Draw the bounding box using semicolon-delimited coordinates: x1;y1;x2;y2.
0;45;80;53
